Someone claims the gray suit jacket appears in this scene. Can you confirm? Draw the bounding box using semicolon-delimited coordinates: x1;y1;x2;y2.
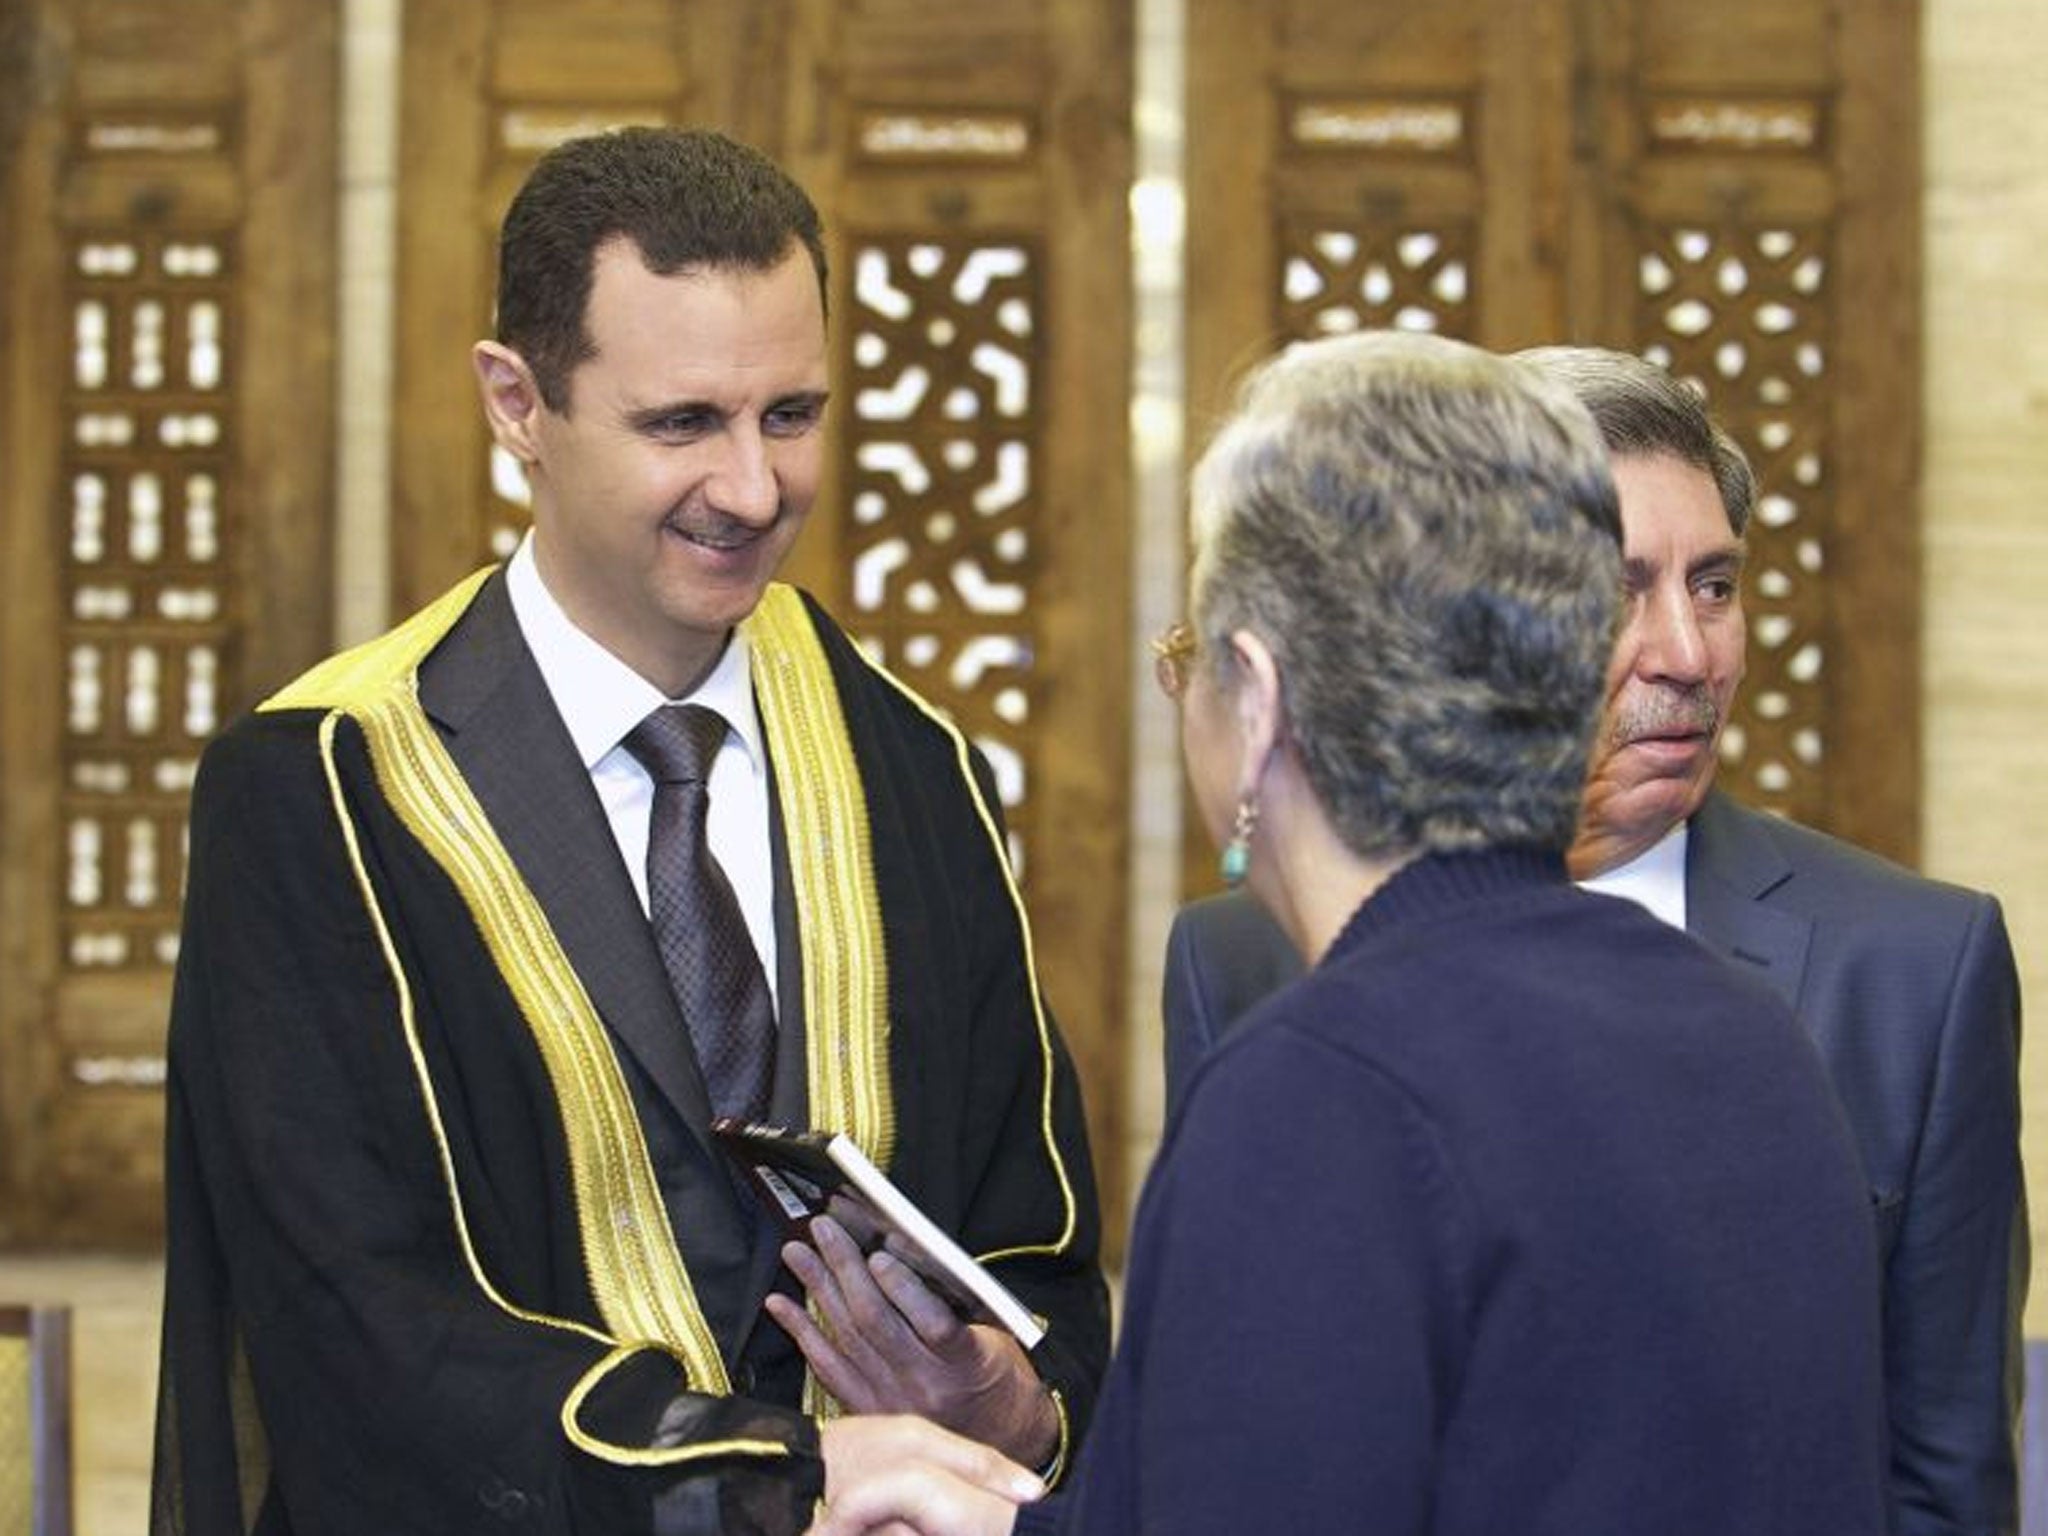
1160;790;2025;1536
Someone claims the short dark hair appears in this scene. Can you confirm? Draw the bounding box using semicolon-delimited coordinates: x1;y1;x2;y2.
1515;346;1756;536
1191;332;1624;860
495;127;828;411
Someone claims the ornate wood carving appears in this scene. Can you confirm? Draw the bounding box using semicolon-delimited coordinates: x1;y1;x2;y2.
1280;224;1476;342
801;0;1136;1247
59;225;235;977
1578;0;1922;858
0;0;336;1243
842;234;1045;864
1186;0;1920;897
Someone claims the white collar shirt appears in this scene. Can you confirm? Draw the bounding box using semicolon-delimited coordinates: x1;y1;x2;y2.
505;534;779;1010
1579;820;1690;932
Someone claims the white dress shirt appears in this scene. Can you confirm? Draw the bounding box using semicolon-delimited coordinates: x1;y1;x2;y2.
1579;820;1689;932
505;535;780;1010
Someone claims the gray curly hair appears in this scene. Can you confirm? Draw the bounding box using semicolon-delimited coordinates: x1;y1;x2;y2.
1189;330;1624;859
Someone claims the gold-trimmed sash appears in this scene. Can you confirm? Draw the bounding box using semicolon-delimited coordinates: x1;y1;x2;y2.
840;635;1081;1264
741;586;892;1162
265;568;727;1399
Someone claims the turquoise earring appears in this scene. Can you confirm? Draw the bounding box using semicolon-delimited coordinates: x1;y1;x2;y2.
1219;797;1258;886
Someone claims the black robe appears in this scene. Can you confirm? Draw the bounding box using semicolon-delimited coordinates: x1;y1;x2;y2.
150;572;1109;1535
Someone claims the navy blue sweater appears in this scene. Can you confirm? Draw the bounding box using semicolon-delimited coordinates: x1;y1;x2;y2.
1020;848;1887;1536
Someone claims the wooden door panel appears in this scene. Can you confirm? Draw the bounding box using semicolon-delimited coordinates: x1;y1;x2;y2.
1581;0;1921;857
0;0;336;1244
1184;0;1920;898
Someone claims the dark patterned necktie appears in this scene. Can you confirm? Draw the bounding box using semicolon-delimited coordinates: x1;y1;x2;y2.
622;703;775;1123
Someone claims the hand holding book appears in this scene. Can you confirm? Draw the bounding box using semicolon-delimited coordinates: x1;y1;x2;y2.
717;1119;1059;1468
713;1118;1045;1347
768;1213;1061;1471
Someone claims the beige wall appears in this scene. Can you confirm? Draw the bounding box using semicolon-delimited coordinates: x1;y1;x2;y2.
1924;0;2048;1335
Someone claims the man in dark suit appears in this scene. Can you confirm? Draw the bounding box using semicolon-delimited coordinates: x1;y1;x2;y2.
1163;346;2024;1536
152;127;1101;1535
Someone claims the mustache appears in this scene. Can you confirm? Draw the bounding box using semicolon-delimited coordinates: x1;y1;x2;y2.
1608;686;1719;746
664;508;780;547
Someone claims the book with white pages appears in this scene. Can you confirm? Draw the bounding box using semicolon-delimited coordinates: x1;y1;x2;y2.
712;1117;1047;1350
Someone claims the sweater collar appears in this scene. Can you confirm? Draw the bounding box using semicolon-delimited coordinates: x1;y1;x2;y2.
1328;845;1569;960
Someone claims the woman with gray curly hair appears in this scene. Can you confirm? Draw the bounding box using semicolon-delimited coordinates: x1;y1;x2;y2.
811;331;1886;1536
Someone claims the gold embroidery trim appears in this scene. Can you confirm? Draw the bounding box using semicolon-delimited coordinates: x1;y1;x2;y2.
266;566;494;713
742;585;892;1163
321;716;796;1465
1043;1389;1073;1487
853;644;1080;1262
351;686;727;1386
314;711;610;1350
564;1347;789;1466
265;568;728;1401
265;572;1025;1452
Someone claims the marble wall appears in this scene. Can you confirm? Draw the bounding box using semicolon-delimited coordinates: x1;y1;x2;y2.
1923;0;2048;1335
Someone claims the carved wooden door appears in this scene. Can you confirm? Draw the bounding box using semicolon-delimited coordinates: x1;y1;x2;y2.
0;0;337;1242
1185;0;1920;889
392;0;1136;1237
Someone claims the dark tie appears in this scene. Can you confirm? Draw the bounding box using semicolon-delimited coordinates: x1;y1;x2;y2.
623;703;775;1124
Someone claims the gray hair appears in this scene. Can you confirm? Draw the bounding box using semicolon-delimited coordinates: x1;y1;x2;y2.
1190;331;1624;860
1515;346;1756;536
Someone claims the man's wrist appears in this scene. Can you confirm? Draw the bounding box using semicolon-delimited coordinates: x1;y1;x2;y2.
1022;1386;1065;1482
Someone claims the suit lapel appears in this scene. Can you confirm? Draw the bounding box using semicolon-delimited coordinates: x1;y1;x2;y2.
1685;790;1814;1012
417;574;719;1141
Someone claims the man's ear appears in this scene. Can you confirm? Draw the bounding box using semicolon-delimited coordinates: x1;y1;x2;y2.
472;341;545;461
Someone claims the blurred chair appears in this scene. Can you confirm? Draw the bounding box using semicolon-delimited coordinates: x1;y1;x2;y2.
0;1305;72;1536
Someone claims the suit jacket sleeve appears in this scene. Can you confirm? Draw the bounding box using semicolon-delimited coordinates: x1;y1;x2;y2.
1020;1026;1460;1536
1885;895;2026;1536
1160;912;1222;1125
1160;896;1305;1125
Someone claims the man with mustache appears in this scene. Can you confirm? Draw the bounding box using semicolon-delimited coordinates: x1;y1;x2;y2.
1162;345;2024;1536
152;127;1106;1535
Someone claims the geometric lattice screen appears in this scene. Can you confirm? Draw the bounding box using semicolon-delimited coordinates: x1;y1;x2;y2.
1201;0;1918;880
1276;213;1831;831
843;236;1040;869
1639;222;1831;826
0;0;334;1243
62;231;234;985
801;37;1131;1246
1280;224;1475;342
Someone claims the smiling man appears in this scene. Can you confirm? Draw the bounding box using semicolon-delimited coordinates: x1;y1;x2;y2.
151;128;1106;1536
1161;345;2025;1536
